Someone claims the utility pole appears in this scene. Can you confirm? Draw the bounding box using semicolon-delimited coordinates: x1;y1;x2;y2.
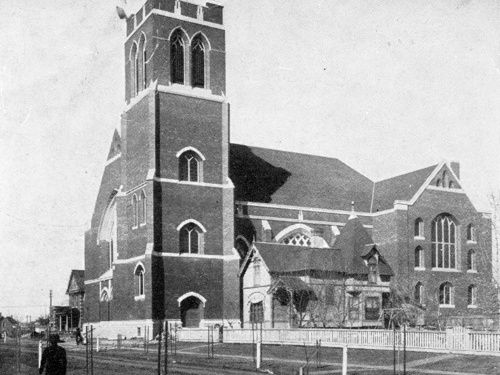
49;290;53;333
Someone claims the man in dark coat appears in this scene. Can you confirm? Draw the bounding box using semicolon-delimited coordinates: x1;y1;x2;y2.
39;334;67;375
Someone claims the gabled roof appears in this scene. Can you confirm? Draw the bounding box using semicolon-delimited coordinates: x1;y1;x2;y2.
66;270;85;294
332;215;393;276
372;165;437;212
106;129;121;161
229;144;374;212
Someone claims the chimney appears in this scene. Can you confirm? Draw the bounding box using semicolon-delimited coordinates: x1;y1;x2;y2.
450;161;460;179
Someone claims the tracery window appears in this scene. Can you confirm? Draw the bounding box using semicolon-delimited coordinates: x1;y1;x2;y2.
431;214;457;269
179;222;203;254
179;150;202;182
191;35;205;88
170;30;185;84
282;233;311;246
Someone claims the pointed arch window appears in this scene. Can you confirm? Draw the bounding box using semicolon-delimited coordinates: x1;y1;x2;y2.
130;43;139;96
171;30;185;84
179;222;204;254
468;285;477;306
431;214;457;269
134;264;145;297
466;224;476;242
414;282;423;304
191;36;205;88
179;150;202;182
140;190;147;225
132;194;139;228
467;249;476;271
439;282;453;306
414;218;424;238
414;246;424;269
139;34;147;89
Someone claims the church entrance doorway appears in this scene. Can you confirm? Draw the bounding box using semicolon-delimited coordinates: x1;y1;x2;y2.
180;296;204;327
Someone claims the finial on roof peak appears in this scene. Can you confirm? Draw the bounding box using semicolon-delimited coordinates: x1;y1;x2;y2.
349;201;358;220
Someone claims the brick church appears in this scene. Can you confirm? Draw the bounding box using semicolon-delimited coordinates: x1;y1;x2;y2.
84;0;497;337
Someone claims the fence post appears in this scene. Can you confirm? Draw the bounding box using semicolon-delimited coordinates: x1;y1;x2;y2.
342;345;347;375
96;337;100;353
256;341;262;369
38;340;43;369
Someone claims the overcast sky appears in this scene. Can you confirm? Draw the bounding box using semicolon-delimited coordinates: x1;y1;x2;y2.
1;0;499;320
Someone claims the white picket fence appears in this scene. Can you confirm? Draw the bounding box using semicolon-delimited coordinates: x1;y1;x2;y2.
177;327;500;355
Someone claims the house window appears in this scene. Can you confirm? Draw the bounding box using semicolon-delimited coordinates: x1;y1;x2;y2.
135;265;145;296
348;293;360;320
140;190;146;225
439;282;453;306
468;285;476;306
250;302;264;323
365;297;380;321
191;35;205;88
325;285;335;306
132;194;139;228
368;258;378;283
170;30;185;84
431;214;457;269
467;224;476;242
282;233;311;246
179;222;203;254
414;218;424;238
414;246;424;269
414;282;423;304
467;249;476;271
137;327;142;336
179;150;202;182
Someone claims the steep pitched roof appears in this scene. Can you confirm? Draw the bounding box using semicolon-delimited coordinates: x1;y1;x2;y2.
229;144;374;212
372;165;437;212
254;242;344;273
106;129;121;161
332;215;393;276
66;270;85;294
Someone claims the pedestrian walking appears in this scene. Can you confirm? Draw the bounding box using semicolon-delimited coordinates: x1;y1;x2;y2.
39;334;67;375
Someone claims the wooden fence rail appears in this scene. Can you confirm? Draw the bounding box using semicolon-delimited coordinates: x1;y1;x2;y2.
176;327;500;355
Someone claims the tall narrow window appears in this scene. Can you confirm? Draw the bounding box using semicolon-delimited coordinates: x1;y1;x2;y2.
368;257;378;283
132;195;139;228
365;297;380;321
467;224;476;242
431;214;457;269
135;265;145;296
414;282;423;304
139;35;147;89
253;258;261;286
191;36;205;88
140;190;146;225
130;43;138;96
179;150;201;182
439;282;453;306
179;222;203;254
468;285;476;306
171;30;185;84
442;171;448;188
414;246;424;268
467;249;476;271
414;218;424;238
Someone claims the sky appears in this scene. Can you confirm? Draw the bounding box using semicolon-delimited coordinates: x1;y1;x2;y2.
0;0;499;320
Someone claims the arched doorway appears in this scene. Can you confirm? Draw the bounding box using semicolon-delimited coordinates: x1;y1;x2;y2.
180;296;204;327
